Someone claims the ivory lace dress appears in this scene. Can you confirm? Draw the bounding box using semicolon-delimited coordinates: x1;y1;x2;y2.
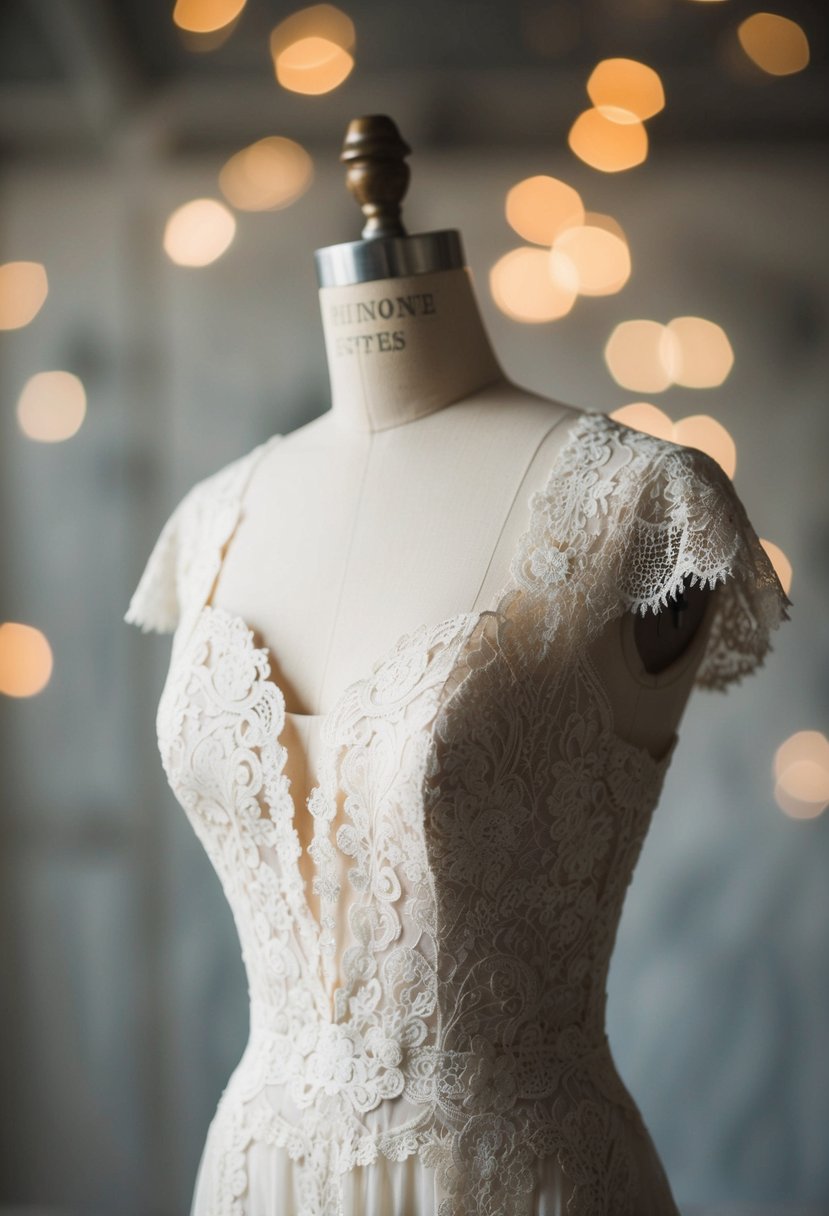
124;410;791;1216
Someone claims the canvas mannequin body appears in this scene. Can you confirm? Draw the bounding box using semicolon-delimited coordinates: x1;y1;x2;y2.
204;263;717;888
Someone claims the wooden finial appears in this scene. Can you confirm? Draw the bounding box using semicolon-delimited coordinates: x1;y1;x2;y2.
340;115;412;240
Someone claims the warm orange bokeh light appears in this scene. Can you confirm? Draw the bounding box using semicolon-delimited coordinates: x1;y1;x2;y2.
173;0;246;34
275;38;354;93
270;5;355;95
0;261;48;330
219;137;313;211
663;316;734;388
551;223;631;296
738;13;810;76
505;176;584;246
163;199;236;267
490;247;577;323
0;622;53;698
270;3;354;54
774;731;829;820
604;321;672;392
568;107;648;172
17;371;86;442
759;538;793;596
610;403;674;441
606;315;734;394
584;211;627;242
587;58;665;121
775;731;829;781
672;414;737;479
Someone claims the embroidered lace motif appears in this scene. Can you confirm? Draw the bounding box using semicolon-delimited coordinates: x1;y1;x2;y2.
124;411;792;1215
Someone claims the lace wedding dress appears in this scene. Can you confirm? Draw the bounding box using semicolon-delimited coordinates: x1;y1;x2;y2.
124;409;791;1216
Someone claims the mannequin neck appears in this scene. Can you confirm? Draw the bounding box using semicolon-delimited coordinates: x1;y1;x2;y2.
318;266;505;433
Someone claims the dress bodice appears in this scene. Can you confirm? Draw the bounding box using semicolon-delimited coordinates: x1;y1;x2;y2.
125;410;791;1216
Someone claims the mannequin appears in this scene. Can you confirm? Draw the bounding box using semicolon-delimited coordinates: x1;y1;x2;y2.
204;117;717;888
125;116;796;1215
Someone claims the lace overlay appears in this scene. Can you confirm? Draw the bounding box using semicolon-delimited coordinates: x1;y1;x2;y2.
124;411;792;1215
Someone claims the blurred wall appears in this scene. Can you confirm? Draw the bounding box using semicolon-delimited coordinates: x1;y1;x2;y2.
0;144;827;1214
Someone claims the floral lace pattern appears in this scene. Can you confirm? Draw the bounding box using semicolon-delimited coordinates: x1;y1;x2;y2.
125;411;792;1215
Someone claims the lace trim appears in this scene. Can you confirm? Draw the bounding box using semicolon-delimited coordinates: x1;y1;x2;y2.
500;415;792;691
196;1023;654;1216
622;439;794;691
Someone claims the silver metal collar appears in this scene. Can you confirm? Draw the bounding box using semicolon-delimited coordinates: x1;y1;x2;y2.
314;230;464;288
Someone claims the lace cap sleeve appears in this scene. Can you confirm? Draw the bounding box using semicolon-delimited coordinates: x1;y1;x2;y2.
123;487;193;634
618;440;793;692
123;436;280;637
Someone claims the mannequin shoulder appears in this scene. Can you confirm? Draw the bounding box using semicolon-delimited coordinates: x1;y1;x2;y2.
142;434;283;557
123;434;282;635
189;433;285;508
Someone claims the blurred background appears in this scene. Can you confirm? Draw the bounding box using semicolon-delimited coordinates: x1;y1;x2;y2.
1;1;827;1214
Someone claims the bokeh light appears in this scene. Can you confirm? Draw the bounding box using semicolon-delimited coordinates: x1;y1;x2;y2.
568;107;648;172
610;402;674;440
270;5;355;95
604;320;672;391
584;211;626;241
0;622;53;698
490;247;577;323
173;0;246;34
505;176;584;246
738;13;810;76
774;731;829;820
672;413;737;478
0;261;48;330
759;538;793;596
219;137;313;211
664;316;734;387
17;371;86;442
551;222;631;296
163;199;236;267
606;315;734;393
587;58;665;121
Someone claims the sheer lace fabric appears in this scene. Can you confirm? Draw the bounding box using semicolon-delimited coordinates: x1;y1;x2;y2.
125;411;791;1215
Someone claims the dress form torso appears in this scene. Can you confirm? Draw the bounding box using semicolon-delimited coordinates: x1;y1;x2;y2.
124;179;793;1215
205;266;716;828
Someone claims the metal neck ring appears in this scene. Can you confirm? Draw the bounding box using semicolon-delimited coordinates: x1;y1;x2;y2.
314;230;465;288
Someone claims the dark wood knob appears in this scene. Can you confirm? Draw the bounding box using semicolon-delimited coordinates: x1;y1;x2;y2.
340;115;412;240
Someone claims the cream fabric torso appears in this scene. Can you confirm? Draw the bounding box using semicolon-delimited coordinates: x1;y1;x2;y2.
124;407;790;1216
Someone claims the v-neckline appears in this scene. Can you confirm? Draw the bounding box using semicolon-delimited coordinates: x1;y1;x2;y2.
190;599;490;1015
198;600;484;734
199;404;594;721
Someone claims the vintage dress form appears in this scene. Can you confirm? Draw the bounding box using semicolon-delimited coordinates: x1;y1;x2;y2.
124;124;792;1216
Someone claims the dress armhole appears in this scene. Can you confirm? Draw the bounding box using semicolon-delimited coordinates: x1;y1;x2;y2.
618;577;719;690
